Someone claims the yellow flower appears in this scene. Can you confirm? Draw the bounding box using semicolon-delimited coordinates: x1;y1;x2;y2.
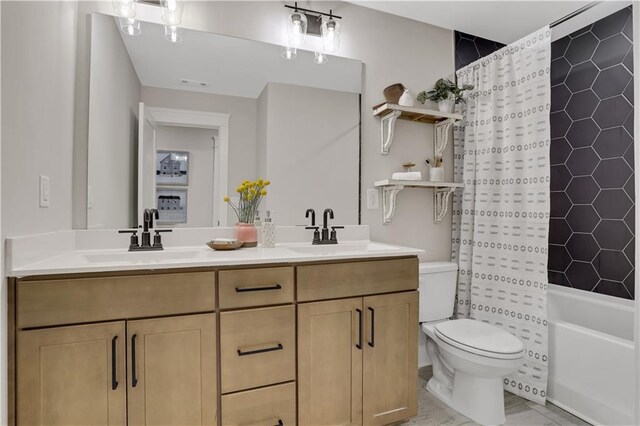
236;186;243;193
264;180;271;186
261;190;267;196
257;178;264;185
223;196;230;202
247;194;254;201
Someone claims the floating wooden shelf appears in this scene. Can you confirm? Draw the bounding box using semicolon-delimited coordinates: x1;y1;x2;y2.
372;103;463;124
374;179;464;225
372;103;463;156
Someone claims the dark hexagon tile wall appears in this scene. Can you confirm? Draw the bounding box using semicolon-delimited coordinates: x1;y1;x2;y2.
549;6;635;299
454;12;635;299
454;31;505;71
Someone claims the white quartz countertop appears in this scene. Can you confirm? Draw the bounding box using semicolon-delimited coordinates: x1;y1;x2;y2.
8;239;423;277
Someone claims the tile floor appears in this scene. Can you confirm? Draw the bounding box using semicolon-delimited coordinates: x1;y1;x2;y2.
404;367;590;425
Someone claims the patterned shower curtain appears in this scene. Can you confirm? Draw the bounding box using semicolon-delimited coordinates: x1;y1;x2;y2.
452;27;551;404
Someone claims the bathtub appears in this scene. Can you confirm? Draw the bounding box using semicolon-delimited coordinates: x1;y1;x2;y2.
547;284;635;425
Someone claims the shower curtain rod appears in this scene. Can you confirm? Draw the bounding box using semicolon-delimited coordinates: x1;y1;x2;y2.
549;1;601;28
466;2;601;71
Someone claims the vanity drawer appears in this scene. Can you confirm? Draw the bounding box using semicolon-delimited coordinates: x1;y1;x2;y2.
17;272;216;328
222;382;296;426
296;257;418;302
218;267;294;309
220;306;295;393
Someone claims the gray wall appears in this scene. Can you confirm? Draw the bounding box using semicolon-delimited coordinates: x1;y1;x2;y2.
2;1;78;238
258;82;359;225
87;13;141;229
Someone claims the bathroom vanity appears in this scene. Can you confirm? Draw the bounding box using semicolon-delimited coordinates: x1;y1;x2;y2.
7;235;420;426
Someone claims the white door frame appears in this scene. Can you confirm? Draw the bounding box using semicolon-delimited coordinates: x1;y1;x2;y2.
145;106;230;227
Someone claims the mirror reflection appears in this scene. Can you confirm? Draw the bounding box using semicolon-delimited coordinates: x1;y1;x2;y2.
87;13;362;229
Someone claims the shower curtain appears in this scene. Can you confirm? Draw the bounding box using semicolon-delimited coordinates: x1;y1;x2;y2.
452;26;551;404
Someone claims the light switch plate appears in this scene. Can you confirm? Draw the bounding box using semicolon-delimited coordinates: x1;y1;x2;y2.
366;188;379;210
39;175;50;208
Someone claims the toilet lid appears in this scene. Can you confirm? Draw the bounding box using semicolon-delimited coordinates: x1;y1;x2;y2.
434;319;524;359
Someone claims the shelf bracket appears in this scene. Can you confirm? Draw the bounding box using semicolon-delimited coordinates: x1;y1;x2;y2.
433;187;455;224
434;118;455;159
380;110;401;155
381;185;404;224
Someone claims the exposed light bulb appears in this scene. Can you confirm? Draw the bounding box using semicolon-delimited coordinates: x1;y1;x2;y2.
314;51;328;65
321;18;341;53
286;11;307;47
161;0;184;25
281;46;297;60
119;17;141;36
164;25;182;43
113;0;136;18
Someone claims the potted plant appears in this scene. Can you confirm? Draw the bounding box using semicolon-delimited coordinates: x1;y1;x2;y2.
224;179;270;247
417;78;474;113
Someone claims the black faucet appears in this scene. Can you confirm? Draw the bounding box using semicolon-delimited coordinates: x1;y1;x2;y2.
119;208;171;251
305;208;343;245
305;208;321;244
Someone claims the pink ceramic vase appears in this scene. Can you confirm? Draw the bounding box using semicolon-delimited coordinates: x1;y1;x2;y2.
235;223;258;247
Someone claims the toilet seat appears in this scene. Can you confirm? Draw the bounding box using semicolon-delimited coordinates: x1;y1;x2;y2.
434;319;524;360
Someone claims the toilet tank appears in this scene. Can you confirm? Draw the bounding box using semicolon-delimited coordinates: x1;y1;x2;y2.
419;262;458;322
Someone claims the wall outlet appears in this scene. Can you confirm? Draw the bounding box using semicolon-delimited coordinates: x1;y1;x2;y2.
366;188;379;210
39;175;50;208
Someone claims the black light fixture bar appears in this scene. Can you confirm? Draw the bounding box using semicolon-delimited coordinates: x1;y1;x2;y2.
284;2;342;20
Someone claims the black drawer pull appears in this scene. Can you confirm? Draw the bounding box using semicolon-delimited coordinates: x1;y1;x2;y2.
276;420;284;426
111;336;118;390
235;284;282;293
131;334;138;387
356;308;363;350
368;307;375;348
237;343;283;356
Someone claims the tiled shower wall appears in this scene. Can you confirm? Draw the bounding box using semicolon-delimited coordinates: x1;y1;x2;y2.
454;7;635;299
549;7;635;299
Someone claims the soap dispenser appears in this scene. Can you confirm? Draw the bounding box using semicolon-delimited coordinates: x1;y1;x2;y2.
261;210;276;248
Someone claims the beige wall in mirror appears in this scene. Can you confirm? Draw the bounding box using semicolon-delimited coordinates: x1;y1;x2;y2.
85;13;362;229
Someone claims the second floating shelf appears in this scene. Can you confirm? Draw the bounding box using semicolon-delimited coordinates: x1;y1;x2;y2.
374;179;463;224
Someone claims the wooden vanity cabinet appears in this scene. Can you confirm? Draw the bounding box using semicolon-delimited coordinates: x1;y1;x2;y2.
11;257;418;426
297;258;419;426
127;314;217;426
17;321;127;426
13;271;217;426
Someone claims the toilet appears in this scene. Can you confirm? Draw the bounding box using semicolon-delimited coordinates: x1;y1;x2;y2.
419;262;525;425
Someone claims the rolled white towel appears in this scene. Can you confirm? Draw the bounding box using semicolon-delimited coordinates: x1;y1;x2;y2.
211;238;240;245
391;171;422;181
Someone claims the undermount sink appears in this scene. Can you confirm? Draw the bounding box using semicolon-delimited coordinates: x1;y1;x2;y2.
286;242;400;255
80;249;202;264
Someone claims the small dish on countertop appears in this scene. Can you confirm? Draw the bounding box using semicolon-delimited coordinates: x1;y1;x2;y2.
206;239;244;251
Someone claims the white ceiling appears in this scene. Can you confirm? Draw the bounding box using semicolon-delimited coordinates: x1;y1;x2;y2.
117;18;362;99
349;1;600;44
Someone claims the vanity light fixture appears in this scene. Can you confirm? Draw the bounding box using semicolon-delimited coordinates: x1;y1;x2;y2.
119;16;141;36
164;25;183;43
321;12;341;53
313;51;328;65
281;46;297;60
160;0;185;26
112;0;136;19
285;3;308;47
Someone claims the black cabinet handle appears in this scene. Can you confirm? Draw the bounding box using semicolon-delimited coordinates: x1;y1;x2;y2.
355;308;363;350
111;336;118;390
235;284;282;293
368;307;375;348
237;343;283;356
276;420;284;426
131;334;138;387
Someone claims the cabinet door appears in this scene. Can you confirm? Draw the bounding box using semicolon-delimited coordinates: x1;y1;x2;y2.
17;321;126;425
363;291;418;425
127;314;217;426
298;298;363;426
